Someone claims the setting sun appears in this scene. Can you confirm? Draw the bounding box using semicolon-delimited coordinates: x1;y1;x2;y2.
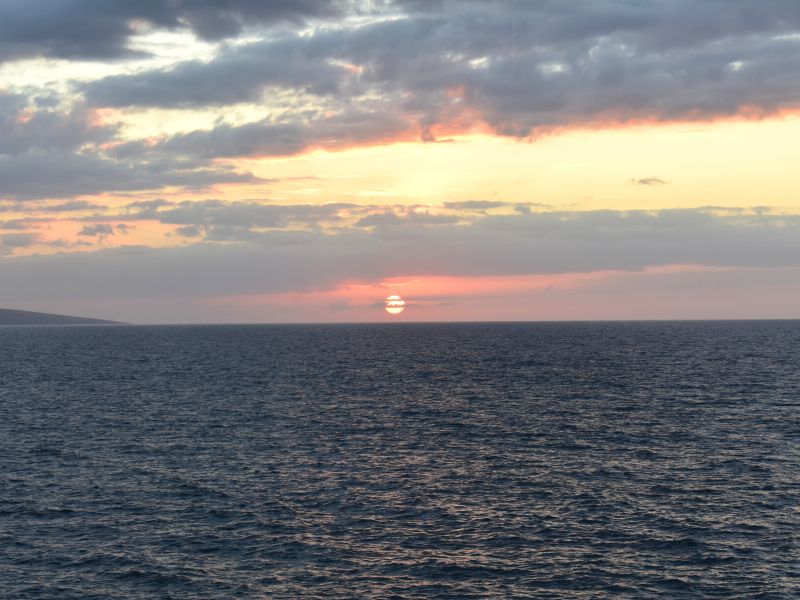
384;295;406;315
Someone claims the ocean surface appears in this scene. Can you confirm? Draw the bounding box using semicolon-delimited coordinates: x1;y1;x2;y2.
1;321;798;599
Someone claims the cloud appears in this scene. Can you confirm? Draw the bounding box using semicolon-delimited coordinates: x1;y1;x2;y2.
1;208;799;303
633;177;669;186
3;200;110;213
354;210;459;227
125;199;173;212
118;199;465;235
146;199;355;227
85;37;349;108
354;211;405;227
142;109;413;159
0;0;351;63
121;198;360;239
1;232;38;247
0;151;258;200
443;200;506;211
80;1;800;144
0;100;115;157
79;223;115;237
175;225;203;238
47;200;109;212
6;2;800;198
0;92;262;200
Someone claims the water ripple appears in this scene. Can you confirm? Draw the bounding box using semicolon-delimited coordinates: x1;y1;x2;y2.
1;321;798;598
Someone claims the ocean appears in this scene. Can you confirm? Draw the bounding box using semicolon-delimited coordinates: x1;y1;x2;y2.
1;322;798;598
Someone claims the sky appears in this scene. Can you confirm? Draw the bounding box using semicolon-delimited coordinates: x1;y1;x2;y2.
1;0;799;323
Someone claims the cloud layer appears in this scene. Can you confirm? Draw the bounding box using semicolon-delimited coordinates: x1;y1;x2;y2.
0;0;349;62
2;1;800;199
84;1;800;138
1;206;798;301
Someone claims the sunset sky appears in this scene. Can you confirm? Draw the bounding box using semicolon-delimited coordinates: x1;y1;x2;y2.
1;0;799;323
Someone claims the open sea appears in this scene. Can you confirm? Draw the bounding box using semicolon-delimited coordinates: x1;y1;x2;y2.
1;321;798;599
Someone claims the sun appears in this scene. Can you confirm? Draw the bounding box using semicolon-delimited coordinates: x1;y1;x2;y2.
384;295;406;315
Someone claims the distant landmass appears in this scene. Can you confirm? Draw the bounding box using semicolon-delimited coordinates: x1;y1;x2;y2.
0;308;123;326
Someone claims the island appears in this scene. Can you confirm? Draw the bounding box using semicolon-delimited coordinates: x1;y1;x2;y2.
0;308;124;326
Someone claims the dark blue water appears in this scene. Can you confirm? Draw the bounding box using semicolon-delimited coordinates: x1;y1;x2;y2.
1;322;798;598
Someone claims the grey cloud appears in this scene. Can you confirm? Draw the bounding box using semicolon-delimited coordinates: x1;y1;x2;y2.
0;101;115;157
47;200;109;212
124;199;365;240
1;232;38;247
175;225;203;238
328;298;354;312
80;1;800;141
0;151;257;200
0;220;26;230
7;2;800;198
174;0;351;40
393;1;800;52
354;211;404;227
122;199;461;234
85;37;348;108
125;199;173;212
103;109;412;166
0;218;47;230
0;91;26;114
443;200;506;211
0;0;351;63
355;210;459;228
79;223;115;237
634;178;669;186
1;208;799;303
152;199;355;228
153;109;412;159
1;199;111;215
0;93;262;200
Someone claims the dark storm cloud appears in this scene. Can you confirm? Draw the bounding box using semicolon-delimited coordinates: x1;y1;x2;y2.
0;0;350;63
1;208;799;302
